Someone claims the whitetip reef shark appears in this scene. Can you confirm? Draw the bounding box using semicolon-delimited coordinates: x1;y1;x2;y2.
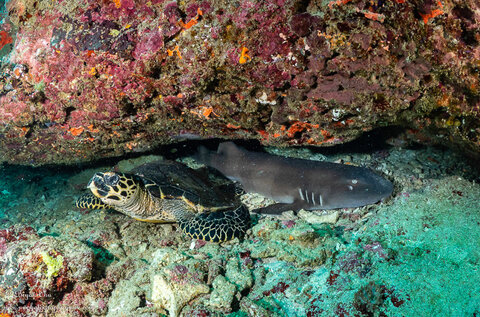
195;142;393;214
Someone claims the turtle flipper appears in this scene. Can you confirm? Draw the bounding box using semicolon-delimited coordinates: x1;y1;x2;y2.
179;205;250;243
75;193;109;210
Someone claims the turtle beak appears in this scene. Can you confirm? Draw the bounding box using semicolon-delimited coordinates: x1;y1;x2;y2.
88;173;109;198
87;173;100;189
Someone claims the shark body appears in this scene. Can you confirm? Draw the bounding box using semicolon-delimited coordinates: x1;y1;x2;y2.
196;142;393;213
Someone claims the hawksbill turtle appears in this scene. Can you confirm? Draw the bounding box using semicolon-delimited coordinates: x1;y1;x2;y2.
75;160;250;242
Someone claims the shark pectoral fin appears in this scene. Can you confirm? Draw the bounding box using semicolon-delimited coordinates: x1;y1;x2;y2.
252;201;305;215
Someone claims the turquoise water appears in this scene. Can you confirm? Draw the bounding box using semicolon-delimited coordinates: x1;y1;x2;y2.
0;139;479;316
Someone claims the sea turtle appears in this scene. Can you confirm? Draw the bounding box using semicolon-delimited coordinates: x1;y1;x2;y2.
75;160;250;242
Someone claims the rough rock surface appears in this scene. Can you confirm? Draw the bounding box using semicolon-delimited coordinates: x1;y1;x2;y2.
0;0;479;164
0;226;98;315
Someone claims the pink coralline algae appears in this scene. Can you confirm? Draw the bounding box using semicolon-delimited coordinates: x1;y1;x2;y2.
0;0;480;165
363;242;389;260
59;279;114;316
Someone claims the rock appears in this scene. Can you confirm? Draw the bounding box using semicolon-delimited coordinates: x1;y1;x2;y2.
208;275;236;312
225;258;253;293
1;0;480;165
0;227;94;311
60;279;114;316
106;279;143;317
240;297;280;317
147;247;213;315
298;210;340;225
150;248;189;268
150;272;209;317
248;219;339;266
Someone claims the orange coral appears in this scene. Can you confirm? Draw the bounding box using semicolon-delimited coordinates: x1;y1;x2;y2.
190;106;217;119
167;46;182;59
286;121;319;138
226;123;241;129
69;127;84;136
420;1;444;24
125;141;137;150
202;107;213;118
239;47;251;64
257;130;269;140
258;121;320;141
333;119;354;127
16;126;30;138
112;0;121;9
87;124;99;133
363;11;385;22
179;8;203;30
13;67;22;78
328;0;352;8
320;129;335;143
88;67;97;76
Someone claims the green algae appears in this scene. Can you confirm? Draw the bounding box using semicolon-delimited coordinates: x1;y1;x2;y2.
40;251;64;278
300;176;480;316
84;240;117;267
236;173;480;316
361;177;480;315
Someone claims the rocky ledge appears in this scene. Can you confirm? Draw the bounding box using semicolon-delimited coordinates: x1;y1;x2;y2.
0;0;479;165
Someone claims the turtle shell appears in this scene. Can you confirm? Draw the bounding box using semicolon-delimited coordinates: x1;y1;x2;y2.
131;160;237;210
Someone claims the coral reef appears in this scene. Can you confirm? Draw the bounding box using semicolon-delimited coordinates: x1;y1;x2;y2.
1;144;479;316
0;226;96;315
0;0;479;165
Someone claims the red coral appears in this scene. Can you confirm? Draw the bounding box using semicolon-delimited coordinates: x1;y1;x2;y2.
0;31;13;51
290;13;317;37
262;281;289;296
0;226;36;243
327;270;339;286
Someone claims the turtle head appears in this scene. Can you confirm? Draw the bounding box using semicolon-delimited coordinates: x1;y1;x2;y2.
87;172;139;207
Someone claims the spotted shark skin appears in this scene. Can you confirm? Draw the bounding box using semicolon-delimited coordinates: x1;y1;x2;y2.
195;142;393;213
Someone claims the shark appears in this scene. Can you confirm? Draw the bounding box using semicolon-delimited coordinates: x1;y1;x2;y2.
195;142;393;213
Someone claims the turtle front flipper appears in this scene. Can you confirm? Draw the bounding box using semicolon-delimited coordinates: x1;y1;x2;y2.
75;193;110;210
178;205;250;243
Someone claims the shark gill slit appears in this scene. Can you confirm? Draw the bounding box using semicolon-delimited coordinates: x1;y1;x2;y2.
298;188;304;200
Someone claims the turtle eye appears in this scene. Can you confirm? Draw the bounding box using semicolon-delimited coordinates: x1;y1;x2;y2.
88;173;103;189
104;174;120;186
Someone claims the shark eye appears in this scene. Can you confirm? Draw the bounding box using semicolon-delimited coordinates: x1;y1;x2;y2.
104;174;120;186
